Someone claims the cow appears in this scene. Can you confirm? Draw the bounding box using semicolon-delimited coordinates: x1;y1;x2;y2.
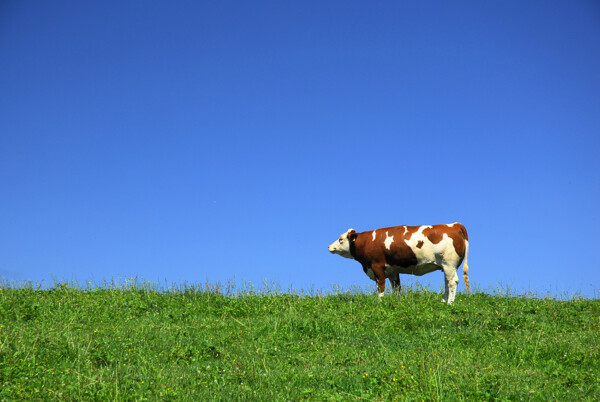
328;223;470;304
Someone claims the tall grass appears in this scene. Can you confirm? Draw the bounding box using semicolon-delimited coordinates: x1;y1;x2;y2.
0;280;598;400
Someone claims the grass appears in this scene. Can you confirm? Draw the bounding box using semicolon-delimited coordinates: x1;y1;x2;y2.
0;280;598;400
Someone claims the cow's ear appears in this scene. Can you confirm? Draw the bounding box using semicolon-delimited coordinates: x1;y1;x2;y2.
348;231;358;242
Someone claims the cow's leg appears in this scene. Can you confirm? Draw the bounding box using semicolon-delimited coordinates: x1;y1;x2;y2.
376;276;386;299
442;274;450;303
442;265;459;304
390;274;401;294
372;264;386;299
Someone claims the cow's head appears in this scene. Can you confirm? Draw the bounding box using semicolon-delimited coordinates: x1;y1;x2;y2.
328;228;357;259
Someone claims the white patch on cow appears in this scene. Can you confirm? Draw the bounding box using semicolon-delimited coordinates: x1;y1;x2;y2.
402;226;454;265
403;226;407;235
328;228;355;259
372;231;377;241
384;232;394;250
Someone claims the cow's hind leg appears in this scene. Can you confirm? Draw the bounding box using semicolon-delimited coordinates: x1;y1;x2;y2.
442;265;459;304
390;274;401;294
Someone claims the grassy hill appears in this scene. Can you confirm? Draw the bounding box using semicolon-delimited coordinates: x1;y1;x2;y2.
1;282;598;400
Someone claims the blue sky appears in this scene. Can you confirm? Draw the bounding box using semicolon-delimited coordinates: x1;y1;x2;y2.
1;1;599;297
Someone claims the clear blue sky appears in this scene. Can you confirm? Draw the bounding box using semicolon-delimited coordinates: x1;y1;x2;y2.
1;1;599;296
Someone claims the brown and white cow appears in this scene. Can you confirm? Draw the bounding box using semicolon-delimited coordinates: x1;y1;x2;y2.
328;223;470;303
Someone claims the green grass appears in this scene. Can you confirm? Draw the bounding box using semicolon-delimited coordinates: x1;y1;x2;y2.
1;281;598;400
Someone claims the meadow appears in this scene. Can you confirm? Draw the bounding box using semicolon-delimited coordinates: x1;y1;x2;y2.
0;280;598;400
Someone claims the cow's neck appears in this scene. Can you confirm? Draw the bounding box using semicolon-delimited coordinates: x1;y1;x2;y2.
349;235;358;259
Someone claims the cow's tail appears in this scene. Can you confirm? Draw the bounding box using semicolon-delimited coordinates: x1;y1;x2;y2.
463;239;471;294
456;222;471;295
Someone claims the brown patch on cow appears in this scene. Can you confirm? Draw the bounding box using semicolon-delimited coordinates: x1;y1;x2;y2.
351;226;418;271
452;236;465;258
416;240;424;248
401;225;420;240
455;223;468;241
422;226;444;244
448;223;468;259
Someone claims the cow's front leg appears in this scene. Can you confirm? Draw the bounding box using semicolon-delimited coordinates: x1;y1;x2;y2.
390;274;401;294
372;264;386;299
